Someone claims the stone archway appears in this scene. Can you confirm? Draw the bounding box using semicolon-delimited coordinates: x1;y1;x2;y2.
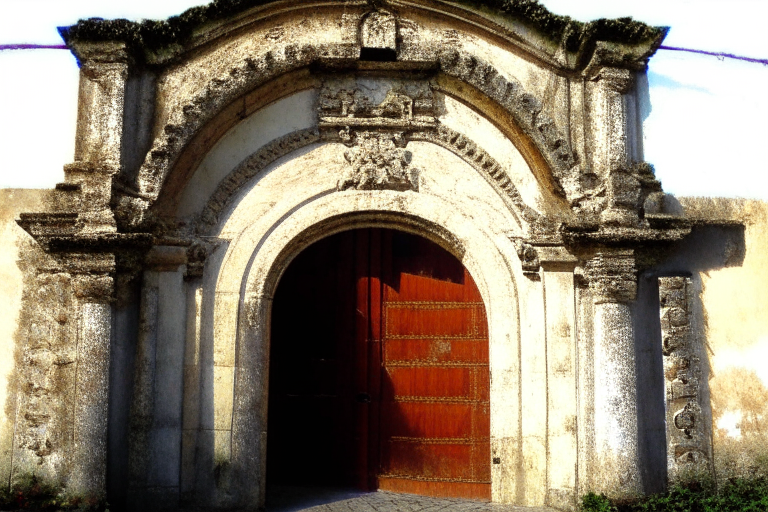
13;3;696;510
207;189;523;508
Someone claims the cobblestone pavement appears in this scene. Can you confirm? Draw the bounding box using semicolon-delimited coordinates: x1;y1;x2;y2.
266;486;557;512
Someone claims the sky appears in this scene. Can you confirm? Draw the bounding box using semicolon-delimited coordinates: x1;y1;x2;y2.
0;0;767;199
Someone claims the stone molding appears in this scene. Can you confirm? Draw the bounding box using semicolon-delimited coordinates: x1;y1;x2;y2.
584;250;637;303
57;1;665;70
658;276;711;478
130;44;583;224
195;123;549;237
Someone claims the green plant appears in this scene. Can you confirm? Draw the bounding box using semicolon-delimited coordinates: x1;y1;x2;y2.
581;475;768;512
581;491;617;512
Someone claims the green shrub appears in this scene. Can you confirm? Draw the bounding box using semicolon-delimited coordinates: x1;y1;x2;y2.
581;491;617;512
581;476;768;512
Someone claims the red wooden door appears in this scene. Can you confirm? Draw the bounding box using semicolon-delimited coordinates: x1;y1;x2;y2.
374;230;491;500
268;229;490;499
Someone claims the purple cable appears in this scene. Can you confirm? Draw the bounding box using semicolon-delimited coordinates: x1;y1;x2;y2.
0;44;68;50
659;45;768;66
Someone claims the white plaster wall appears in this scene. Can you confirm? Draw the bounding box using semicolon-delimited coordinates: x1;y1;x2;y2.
177;90;318;218
439;95;548;215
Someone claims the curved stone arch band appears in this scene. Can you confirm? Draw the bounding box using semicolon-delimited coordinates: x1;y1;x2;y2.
135;44;580;218
195;125;548;237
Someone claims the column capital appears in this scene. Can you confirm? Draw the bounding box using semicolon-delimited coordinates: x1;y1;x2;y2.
68;39;134;69
72;274;115;303
595;67;635;94
584;249;637;303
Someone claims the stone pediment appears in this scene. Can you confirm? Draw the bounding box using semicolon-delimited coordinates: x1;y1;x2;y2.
59;0;666;71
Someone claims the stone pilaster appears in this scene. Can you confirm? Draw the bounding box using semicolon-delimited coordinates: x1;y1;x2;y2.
128;246;188;508
69;272;115;499
658;277;711;481
70;40;131;170
585;250;641;496
592;68;643;228
61;39;133;234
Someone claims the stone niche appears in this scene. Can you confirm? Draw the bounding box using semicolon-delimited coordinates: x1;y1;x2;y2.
0;1;754;511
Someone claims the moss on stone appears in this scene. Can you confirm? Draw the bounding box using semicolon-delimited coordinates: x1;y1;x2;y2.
58;0;666;64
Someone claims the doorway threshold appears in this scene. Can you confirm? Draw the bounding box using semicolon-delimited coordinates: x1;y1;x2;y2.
265;485;558;511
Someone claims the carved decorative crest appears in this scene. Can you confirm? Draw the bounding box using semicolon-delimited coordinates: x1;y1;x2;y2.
337;130;419;191
360;10;397;52
320;77;434;192
318;77;437;132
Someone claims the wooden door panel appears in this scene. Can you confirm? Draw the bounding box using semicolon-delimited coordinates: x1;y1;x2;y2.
383;402;473;438
386;304;481;337
386;442;476;478
387;367;471;398
392;275;468;302
377;477;491;501
379;231;491;500
384;338;489;364
269;229;489;499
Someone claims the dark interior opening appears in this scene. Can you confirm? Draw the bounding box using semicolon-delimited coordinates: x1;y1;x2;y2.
266;228;479;500
359;47;397;62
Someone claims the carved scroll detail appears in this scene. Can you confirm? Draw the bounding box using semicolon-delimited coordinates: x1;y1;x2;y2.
659;276;711;479
320;77;434;192
337;130;419;192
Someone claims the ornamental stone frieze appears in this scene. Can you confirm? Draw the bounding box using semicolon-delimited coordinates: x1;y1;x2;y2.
319;76;435;192
658;276;712;478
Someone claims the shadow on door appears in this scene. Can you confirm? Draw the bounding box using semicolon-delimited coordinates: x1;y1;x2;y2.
266;229;490;502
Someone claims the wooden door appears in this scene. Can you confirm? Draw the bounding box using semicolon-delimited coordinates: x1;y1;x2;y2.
375;230;491;500
268;229;490;499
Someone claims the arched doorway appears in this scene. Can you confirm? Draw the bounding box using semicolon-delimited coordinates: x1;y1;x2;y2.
266;228;491;500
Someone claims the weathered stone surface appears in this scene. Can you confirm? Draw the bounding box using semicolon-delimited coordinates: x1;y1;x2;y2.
0;2;761;511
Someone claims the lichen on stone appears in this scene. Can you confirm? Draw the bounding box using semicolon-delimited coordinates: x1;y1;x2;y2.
58;0;667;67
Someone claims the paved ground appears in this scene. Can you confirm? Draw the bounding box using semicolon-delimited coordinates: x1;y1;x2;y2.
265;486;557;512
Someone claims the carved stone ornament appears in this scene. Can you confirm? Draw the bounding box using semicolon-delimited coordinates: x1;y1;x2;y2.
658;276;711;479
318;77;437;132
337;130;419;191
320;77;435;192
512;239;540;278
584;250;637;303
360;10;397;52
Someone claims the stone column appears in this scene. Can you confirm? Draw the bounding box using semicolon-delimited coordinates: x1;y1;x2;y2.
70;271;115;498
585;250;641;496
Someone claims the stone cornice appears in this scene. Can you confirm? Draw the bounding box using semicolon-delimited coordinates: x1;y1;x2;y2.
58;0;666;71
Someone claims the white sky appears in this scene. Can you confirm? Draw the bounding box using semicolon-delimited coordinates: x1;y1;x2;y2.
0;0;767;199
